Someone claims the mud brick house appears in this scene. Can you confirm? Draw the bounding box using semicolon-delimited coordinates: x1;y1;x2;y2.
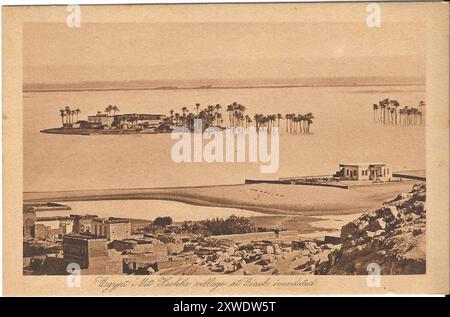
92;217;131;241
63;235;108;269
72;214;98;234
23;210;36;238
63;234;123;274
34;216;74;241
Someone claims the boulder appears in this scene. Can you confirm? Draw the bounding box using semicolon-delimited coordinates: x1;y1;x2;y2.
340;221;358;241
412;228;423;236
324;235;341;245
381;206;399;221
368;218;387;231
227;247;236;256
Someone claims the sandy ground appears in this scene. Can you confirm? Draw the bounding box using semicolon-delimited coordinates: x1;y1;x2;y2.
24;180;417;216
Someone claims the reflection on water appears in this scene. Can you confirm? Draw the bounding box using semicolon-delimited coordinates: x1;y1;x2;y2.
36;199;265;222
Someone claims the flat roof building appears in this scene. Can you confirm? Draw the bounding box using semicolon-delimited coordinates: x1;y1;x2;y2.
34;216;74;241
335;163;392;181
92;217;131;241
63;234;108;270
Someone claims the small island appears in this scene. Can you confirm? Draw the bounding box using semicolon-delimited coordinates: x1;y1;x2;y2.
41;103;316;135
41;105;172;135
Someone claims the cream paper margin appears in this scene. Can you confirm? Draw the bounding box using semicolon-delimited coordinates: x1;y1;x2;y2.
2;2;449;296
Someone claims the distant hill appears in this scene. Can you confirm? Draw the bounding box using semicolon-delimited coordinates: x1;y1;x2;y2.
23;76;424;92
23;55;425;92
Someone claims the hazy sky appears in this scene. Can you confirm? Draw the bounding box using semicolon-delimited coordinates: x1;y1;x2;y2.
23;22;425;84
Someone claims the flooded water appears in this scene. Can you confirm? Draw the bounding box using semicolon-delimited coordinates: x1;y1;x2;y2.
24;85;426;192
35;200;263;222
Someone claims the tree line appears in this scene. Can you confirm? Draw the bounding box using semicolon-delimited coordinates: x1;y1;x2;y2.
59;106;81;126
169;102;315;133
56;101;315;133
372;99;425;125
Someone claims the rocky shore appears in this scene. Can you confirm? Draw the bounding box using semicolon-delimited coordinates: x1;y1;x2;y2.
185;183;427;276
187;183;426;275
315;183;426;275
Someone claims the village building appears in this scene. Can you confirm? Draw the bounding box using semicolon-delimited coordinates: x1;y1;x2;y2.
335;163;392;181
87;113;114;126
84;113;166;129
92;217;131;241
62;234;122;274
23;210;36;238
33;216;74;241
72;214;98;235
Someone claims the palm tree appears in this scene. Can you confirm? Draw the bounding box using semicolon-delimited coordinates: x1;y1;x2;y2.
269;114;276;132
405;106;411;125
169;110;174;124
181;106;188;127
65;106;72;124
379;99;390;124
305;112;314;133
386;100;397;124
285;114;291;133
418;100;425;113
59;109;66;127
195;103;200;115
389;100;400;125
215;104;221;126
399;108;404;125
216;113;223;127
104;105;113;116
245;115;252;128
276;113;283;129
254;114;262;132
112;105;120;116
75;108;81;122
414;107;418;124
296;114;303;133
372;104;379;122
226;104;234;127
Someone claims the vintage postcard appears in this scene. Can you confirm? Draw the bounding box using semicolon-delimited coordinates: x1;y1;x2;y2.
2;2;449;296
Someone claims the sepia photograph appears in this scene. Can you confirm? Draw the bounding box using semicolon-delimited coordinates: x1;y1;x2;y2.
2;1;449;296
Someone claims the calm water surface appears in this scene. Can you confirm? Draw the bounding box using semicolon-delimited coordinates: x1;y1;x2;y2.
37;199;265;222
24;85;426;192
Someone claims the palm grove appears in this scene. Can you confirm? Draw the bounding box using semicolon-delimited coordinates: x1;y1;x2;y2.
168;102;315;134
372;99;425;125
56;102;315;133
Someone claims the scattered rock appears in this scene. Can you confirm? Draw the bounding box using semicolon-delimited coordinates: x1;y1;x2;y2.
316;183;426;275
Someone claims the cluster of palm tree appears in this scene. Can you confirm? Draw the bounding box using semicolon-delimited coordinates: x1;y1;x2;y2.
226;102;249;128
104;104;120;116
284;113;314;133
168;103;224;131
253;114;279;132
167;103;315;134
372;99;425;125
252;113;314;133
59;106;81;127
